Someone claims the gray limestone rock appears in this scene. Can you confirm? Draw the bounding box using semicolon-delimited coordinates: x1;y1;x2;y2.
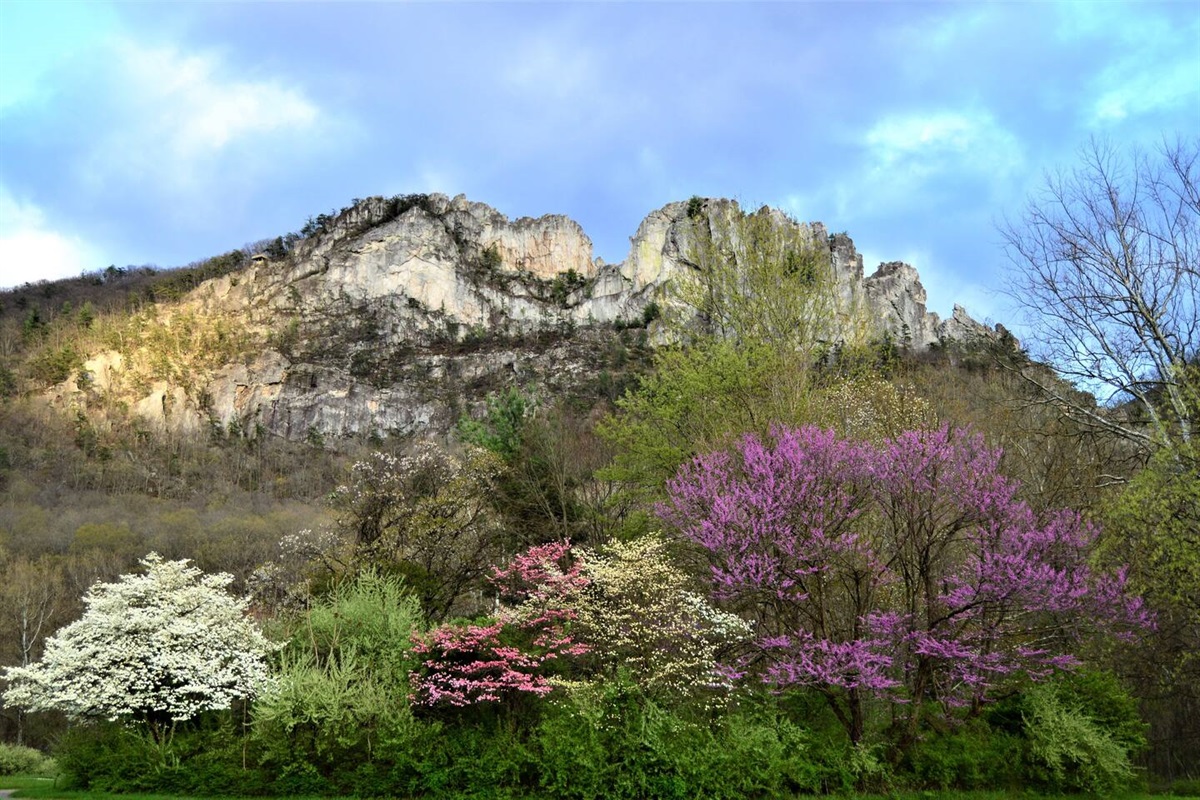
50;195;1013;443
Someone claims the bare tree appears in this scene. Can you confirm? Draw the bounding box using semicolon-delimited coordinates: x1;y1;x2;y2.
0;556;66;745
1001;137;1199;455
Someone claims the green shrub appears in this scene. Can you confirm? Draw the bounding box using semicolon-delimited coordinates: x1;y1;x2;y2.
53;714;261;794
53;721;160;791
27;345;80;387
1169;777;1200;796
415;714;535;799
0;363;17;398
535;680;831;799
903;721;1023;790
641;300;661;326
0;742;56;776
252;571;424;790
1022;677;1140;793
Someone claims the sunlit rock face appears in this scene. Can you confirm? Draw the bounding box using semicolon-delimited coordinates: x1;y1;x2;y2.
71;195;1010;441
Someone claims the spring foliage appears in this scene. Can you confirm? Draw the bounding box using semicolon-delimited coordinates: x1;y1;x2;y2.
329;443;506;621
567;535;751;700
409;538;750;708
661;425;1150;742
1;554;274;725
409;542;590;707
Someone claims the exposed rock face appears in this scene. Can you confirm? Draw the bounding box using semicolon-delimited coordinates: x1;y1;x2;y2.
863;261;938;347
67;194;1011;441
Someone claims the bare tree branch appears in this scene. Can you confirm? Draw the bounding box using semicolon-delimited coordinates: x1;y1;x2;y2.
1001;137;1199;455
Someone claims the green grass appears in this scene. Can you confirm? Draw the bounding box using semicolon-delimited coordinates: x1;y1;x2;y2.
0;774;325;800
844;794;1196;800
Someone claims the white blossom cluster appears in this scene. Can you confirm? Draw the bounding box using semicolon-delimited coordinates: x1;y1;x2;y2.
571;535;751;700
278;527;345;560
2;554;276;723
821;376;933;444
331;443;499;517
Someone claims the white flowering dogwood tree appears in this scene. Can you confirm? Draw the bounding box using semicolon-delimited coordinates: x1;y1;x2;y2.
2;554;275;743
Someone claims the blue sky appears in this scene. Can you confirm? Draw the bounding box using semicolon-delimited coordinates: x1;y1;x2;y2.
0;1;1197;331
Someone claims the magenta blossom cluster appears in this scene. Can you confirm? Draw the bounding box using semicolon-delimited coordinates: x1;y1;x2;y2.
661;425;1150;740
409;542;590;707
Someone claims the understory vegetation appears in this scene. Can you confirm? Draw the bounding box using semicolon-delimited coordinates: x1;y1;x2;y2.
0;140;1197;797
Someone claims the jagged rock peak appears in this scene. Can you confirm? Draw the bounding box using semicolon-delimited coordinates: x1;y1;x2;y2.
61;194;1014;442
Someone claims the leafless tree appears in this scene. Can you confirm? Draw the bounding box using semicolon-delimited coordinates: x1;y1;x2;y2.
1001;136;1199;455
0;556;66;745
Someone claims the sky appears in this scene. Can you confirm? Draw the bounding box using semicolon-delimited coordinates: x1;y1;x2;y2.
0;1;1197;331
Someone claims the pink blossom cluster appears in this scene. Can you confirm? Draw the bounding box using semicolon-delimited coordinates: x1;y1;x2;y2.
409;542;590;707
661;425;1152;714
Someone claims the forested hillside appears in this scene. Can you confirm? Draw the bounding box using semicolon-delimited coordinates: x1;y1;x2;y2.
0;140;1196;797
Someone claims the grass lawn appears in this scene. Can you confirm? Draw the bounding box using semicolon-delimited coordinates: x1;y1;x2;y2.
0;773;322;800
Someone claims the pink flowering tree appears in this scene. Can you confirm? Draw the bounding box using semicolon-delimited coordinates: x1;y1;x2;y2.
409;542;590;708
661;425;1150;745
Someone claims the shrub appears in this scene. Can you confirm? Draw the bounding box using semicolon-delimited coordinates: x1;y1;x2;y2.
641;300;661;326
536;680;829;800
27;345;80;387
252;571;423;786
1022;677;1140;793
53;721;160;791
0;742;56;776
903;720;1023;790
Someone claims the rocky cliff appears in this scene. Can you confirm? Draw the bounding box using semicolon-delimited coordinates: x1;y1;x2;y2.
54;195;1010;442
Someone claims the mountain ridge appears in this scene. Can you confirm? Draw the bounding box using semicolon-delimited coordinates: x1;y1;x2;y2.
34;194;1013;443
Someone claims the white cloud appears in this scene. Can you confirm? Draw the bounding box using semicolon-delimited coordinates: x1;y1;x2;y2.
1089;54;1199;125
776;110;1025;226
1053;4;1200;127
0;188;104;288
864;110;1024;182
79;39;329;202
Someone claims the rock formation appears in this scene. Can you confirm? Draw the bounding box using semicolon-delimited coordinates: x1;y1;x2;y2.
59;195;1012;441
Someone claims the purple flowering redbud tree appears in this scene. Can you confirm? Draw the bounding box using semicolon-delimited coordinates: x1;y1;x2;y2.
660;425;1150;745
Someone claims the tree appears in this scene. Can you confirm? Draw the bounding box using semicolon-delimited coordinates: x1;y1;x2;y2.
0;555;66;745
329;442;507;622
409;537;749;710
1001;137;1199;454
457;386;532;463
409;542;591;708
1;554;275;744
566;534;750;702
661;425;1150;746
1101;443;1200;778
601;200;882;500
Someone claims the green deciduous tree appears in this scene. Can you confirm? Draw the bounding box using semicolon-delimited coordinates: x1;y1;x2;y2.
601;200;881;500
1101;444;1200;779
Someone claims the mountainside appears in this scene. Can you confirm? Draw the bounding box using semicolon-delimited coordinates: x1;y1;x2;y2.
30;195;1011;443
